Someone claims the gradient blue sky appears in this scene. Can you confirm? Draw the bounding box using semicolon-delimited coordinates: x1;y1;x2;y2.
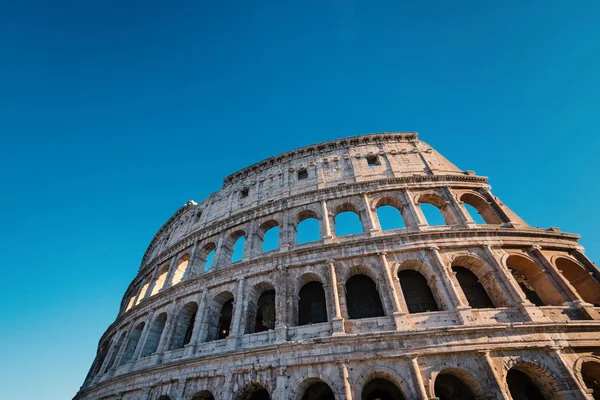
1;1;599;399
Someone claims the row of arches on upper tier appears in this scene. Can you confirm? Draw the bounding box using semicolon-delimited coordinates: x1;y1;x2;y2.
125;190;513;312
148;356;600;400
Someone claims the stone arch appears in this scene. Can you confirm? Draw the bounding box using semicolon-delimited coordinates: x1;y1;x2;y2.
398;269;440;314
451;254;508;308
431;367;484;400
205;291;234;342
198;242;217;272
103;332;126;372
574;356;600;398
374;196;408;230
295;378;337;400
135;279;151;305
295;209;322;245
151;264;170;296
245;281;276;334
416;192;458;226
345;273;385;319
234;383;271;400
191;390;215;400
459;192;503;225
504;360;565;400
172;253;191;285
227;230;247;263
251;219;280;255
396;259;444;311
333;202;364;236
157;396;171;400
89;336;112;377
169;301;199;350
505;254;565;306
141;312;168;357
295;272;330;326
555;257;600;306
352;365;413;400
120;321;145;364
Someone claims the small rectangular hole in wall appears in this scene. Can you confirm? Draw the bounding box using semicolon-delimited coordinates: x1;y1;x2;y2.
297;169;308;180
240;188;249;199
366;155;380;166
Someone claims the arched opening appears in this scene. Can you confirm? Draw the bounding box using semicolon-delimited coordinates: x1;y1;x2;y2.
301;381;335;400
90;339;111;377
452;266;495;309
420;203;446;226
296;210;321;244
157;396;171;400
258;220;280;253
198;242;217;271
236;385;271;400
506;368;546;400
172;254;190;285
120;322;145;364
206;292;235;342
556;257;600;306
346;274;385;319
434;373;476;400
169;302;198;350
376;205;406;231
125;295;135;312
135;281;150;305
334;204;363;236
232;236;246;263
141;312;167;357
460;193;502;225
150;265;169;296
506;255;565;306
398;270;439;313
104;333;125;372
361;378;406;400
192;391;216;400
298;281;328;325
248;288;276;333
581;361;600;399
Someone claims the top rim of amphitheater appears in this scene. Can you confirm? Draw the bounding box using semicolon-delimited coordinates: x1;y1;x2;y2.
223;131;418;184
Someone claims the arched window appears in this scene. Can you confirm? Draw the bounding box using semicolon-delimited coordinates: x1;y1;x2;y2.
301;381;335;400
298;281;328;325
581;361;600;399
135;281;150;305
204;249;215;271
420;203;446;226
103;333;125;372
141;312;167;357
434;373;476;400
171;254;190;285
236;385;271;400
125;295;135;312
376;205;406;230
362;378;406;400
506;255;559;306
257;220;280;253
232;236;246;263
335;210;363;236
169;302;198;350
198;242;216;271
90;339;111;377
556;258;600;306
346;274;385;319
120;322;145;364
252;289;276;333
506;368;546;400
398;270;439;313
452;266;494;309
216;299;234;340
297;218;320;244
192;391;216;400
460;193;502;225
150;265;169;296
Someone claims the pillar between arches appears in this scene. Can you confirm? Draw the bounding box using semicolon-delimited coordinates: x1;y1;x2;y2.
379;252;410;330
405;354;427;400
328;260;345;336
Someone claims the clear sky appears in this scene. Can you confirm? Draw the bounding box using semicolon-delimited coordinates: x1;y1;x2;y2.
1;1;599;399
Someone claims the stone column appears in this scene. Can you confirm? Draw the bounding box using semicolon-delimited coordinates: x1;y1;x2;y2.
228;277;246;349
275;264;289;343
340;363;353;400
481;187;516;227
379;252;410;330
362;192;378;235
549;346;591;399
152;303;177;364
321;200;333;243
274;366;288;400
131;311;155;362
112;324;136;373
145;263;165;300
441;186;471;226
280;208;291;252
478;351;508;400
183;241;199;280
328;260;345;335
406;354;428;400
212;231;227;268
244;220;259;259
402;189;427;229
184;290;207;356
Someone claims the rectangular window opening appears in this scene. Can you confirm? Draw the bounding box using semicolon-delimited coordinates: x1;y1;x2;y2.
241;188;249;199
366;155;379;166
297;169;308;180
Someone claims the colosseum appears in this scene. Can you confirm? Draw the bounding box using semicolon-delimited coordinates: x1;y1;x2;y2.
75;132;600;400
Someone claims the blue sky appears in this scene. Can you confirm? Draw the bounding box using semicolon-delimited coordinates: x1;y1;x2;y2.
1;1;599;399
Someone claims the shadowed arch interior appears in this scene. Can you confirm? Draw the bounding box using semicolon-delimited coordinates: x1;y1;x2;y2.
169;302;198;350
506;255;565;306
506;368;546;400
581;360;600;399
298;281;328;325
346;274;384;319
301;380;335;400
555;257;600;306
361;378;406;400
192;391;215;400
434;373;476;400
120;322;145;364
398;270;439;313
460;193;502;224
236;384;271;400
141;312;167;357
452;266;495;309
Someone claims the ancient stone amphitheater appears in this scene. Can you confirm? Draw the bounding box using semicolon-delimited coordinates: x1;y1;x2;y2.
76;132;600;400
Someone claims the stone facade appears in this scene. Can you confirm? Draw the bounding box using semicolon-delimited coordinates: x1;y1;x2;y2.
75;132;600;400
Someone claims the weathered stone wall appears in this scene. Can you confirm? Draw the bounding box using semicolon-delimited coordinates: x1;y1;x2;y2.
75;132;600;400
